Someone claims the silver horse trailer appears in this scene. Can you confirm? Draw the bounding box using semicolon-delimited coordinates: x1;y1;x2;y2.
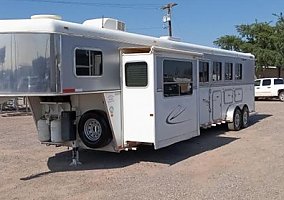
0;15;255;164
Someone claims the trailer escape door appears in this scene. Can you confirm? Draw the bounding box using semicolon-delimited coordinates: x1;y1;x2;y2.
122;52;155;144
122;48;201;149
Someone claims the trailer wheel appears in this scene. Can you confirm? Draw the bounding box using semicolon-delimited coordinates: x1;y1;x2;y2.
78;111;112;148
228;108;242;131
279;91;284;102
242;106;249;128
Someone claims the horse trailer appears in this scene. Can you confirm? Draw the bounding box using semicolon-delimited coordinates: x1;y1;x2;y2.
0;15;255;164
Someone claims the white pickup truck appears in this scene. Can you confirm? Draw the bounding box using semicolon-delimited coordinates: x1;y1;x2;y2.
255;78;284;101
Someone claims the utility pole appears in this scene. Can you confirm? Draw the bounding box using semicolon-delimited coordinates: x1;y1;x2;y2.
161;3;177;37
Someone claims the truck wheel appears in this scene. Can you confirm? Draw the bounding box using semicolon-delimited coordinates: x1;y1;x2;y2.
279;91;284;102
78;111;112;149
242;106;249;128
228;108;242;131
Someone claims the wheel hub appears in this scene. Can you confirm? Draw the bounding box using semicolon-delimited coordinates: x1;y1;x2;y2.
235;113;240;127
84;119;102;142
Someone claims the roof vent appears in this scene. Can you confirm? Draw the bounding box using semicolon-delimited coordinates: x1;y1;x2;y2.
31;15;62;20
83;18;125;31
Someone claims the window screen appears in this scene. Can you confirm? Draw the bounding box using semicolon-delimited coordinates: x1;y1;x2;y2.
199;61;209;83
75;49;102;76
225;63;233;80
163;60;193;97
125;62;148;87
212;62;222;81
235;63;242;80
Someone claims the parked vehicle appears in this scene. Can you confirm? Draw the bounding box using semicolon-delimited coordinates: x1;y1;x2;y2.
0;15;255;164
255;78;284;101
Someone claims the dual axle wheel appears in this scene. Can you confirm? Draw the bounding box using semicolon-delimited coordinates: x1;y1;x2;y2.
228;106;249;131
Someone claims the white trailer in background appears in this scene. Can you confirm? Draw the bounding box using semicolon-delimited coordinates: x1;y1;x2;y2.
0;15;255;164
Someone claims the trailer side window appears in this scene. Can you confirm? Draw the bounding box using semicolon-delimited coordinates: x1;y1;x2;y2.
212;62;222;81
199;61;209;83
125;62;148;87
75;49;102;76
225;63;233;80
235;63;242;80
163;60;193;97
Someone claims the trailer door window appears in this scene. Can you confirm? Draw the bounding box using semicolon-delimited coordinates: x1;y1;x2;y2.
163;60;193;97
235;63;242;80
199;61;209;83
75;49;102;76
212;62;222;81
125;62;148;87
225;63;233;80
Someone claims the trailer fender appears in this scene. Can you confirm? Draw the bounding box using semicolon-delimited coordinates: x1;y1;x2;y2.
226;104;245;122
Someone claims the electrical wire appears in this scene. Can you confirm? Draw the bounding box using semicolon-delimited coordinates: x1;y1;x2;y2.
8;0;163;9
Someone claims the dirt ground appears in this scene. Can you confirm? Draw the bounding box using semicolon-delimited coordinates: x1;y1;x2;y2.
0;101;284;200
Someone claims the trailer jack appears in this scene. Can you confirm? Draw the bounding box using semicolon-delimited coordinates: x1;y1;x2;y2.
70;146;82;166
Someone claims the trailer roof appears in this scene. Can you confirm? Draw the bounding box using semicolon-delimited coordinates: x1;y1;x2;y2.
0;17;254;60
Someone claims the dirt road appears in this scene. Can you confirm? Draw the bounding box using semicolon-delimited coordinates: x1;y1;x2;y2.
0;101;284;200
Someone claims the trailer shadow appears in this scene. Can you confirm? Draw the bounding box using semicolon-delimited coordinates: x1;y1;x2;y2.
249;113;272;126
48;125;237;175
20;113;271;181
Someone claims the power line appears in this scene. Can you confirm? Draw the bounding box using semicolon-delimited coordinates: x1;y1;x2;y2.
9;0;163;9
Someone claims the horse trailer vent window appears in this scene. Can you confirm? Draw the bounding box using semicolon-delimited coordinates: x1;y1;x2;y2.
225;63;233;80
212;62;222;81
235;63;243;80
75;49;102;76
199;61;209;83
125;62;148;87
163;60;193;97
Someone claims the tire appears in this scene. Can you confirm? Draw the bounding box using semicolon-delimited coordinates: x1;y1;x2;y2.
279;91;284;102
242;106;249;128
78;111;112;149
228;108;242;131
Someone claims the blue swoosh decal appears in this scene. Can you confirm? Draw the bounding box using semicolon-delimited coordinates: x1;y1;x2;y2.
166;105;191;125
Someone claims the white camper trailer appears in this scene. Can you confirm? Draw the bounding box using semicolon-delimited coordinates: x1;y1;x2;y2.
0;15;255;164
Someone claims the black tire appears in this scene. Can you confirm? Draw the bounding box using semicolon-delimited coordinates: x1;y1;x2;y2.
228;108;242;131
242;106;249;128
279;91;284;102
78;111;112;149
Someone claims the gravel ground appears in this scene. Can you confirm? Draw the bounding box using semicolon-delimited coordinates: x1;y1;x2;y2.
0;101;284;200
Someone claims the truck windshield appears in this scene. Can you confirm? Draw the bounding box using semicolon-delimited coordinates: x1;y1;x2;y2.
0;33;57;94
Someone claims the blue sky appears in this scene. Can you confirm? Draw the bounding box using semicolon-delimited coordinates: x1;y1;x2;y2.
0;0;283;47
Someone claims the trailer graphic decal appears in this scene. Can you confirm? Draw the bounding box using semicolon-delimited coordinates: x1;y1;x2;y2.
166;105;191;125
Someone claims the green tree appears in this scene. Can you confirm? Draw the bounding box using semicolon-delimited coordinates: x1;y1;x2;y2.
214;14;284;77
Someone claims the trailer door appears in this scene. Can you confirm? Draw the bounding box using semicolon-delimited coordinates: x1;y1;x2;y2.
121;53;155;144
154;57;199;149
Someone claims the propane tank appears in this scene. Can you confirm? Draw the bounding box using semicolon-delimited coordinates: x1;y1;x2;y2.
37;119;50;142
51;119;62;142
